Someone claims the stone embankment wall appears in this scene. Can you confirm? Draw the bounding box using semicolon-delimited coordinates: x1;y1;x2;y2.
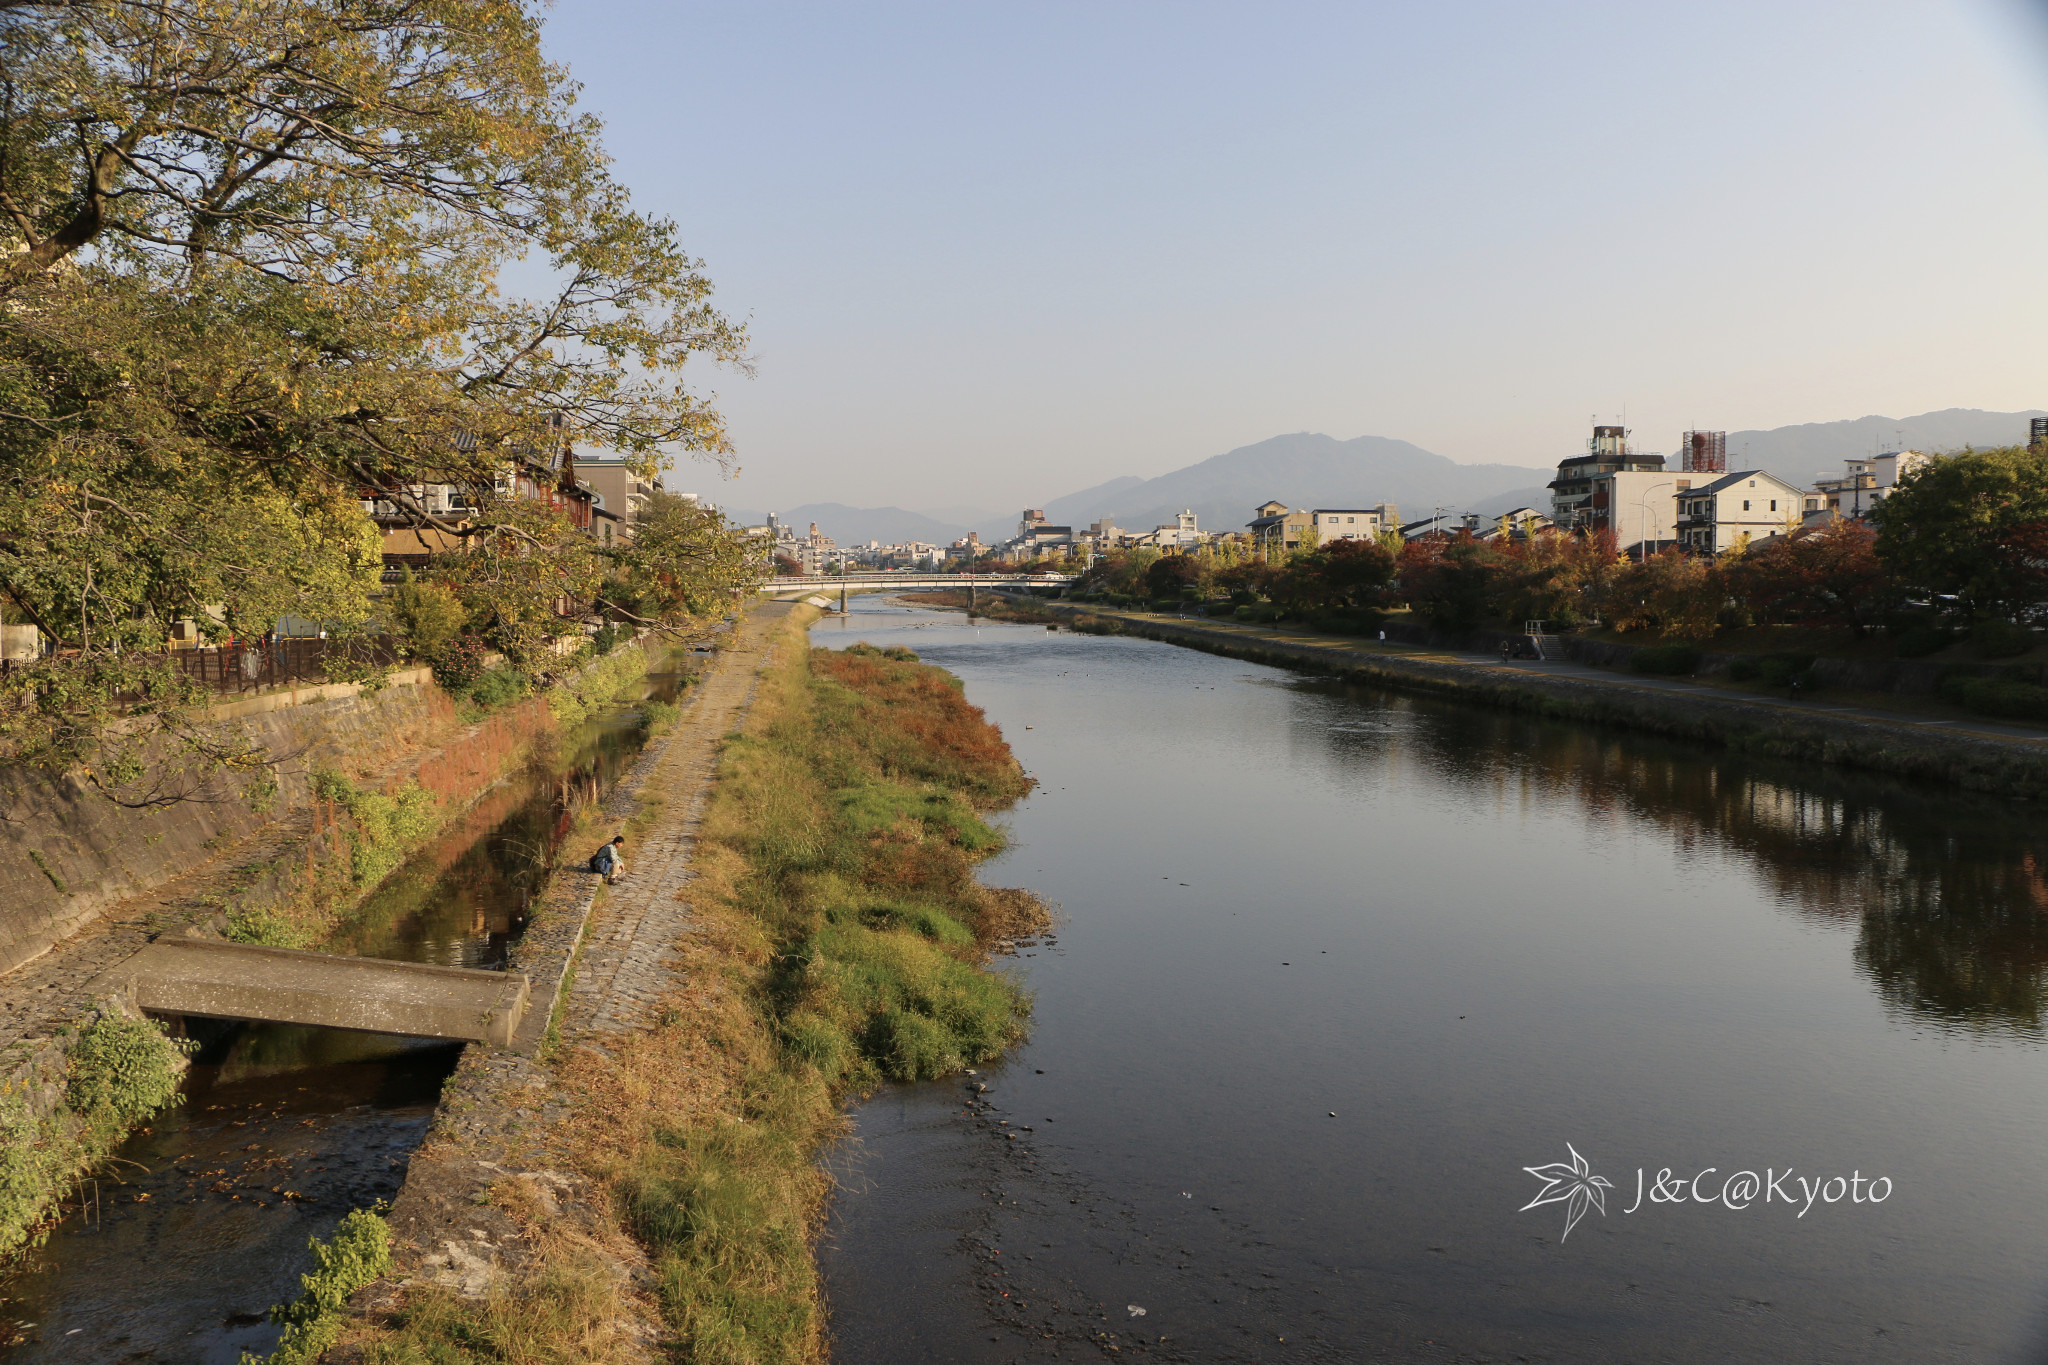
1369;618;2036;697
0;680;451;978
1045;605;2048;799
0;636;667;980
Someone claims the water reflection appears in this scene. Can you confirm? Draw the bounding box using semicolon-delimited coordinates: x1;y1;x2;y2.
816;603;2048;1365
1330;688;2048;1035
323;664;689;968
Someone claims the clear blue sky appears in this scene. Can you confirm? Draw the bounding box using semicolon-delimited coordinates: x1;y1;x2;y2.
540;1;2048;516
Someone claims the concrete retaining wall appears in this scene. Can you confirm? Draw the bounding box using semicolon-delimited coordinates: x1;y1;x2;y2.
0;681;453;978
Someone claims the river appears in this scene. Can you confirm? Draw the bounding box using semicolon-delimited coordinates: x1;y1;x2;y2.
0;653;697;1363
816;599;2048;1365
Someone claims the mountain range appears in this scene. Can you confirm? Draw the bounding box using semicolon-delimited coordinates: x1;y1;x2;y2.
725;407;2046;548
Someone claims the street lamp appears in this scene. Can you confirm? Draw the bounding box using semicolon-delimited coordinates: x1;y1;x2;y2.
1637;481;1673;562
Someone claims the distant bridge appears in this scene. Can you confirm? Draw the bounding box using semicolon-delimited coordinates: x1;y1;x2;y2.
92;932;531;1047
759;572;1067;595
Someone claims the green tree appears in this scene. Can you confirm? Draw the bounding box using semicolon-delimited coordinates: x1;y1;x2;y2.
1870;446;2048;617
387;571;468;662
0;0;755;797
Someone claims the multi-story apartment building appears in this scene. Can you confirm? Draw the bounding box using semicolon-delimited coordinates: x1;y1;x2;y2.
1308;505;1398;542
1547;425;1670;534
1675;471;1807;554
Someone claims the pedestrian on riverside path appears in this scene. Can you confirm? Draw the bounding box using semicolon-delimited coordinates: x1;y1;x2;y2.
591;835;626;884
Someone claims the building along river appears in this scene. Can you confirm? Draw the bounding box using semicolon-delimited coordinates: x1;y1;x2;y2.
816;597;2048;1365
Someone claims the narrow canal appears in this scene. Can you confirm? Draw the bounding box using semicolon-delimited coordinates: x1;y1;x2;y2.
816;600;2048;1365
0;655;696;1363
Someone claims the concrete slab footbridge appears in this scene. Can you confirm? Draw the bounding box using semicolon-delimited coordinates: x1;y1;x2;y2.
91;931;531;1047
759;572;1067;596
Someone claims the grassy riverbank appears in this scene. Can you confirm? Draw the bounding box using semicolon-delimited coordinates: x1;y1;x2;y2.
347;609;1045;1364
898;588;1055;624
597;624;1044;1360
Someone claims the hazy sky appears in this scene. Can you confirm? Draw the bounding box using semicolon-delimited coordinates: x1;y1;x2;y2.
540;2;2048;515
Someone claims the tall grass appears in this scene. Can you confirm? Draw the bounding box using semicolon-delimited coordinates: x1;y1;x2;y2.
602;632;1043;1360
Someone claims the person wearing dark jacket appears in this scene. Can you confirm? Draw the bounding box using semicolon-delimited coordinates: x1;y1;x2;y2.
592;835;626;884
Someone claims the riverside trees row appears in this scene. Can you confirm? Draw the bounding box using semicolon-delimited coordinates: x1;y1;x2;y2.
1077;443;2048;653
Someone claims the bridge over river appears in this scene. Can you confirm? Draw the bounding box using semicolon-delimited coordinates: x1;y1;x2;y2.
759;572;1067;595
91;930;531;1046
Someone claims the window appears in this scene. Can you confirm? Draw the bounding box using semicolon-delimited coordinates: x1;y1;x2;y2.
1743;500;1751;511
1748;480;1756;488
1769;500;1776;512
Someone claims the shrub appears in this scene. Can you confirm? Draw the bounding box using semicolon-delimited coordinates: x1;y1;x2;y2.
307;771;441;886
258;1207;394;1364
465;665;530;709
430;633;489;690
1892;625;1953;658
1630;644;1701;675
65;1014;192;1138
387;571;466;662
1937;670;2048;721
1758;653;1816;687
1972;617;2035;659
1727;656;1761;681
591;622;621;656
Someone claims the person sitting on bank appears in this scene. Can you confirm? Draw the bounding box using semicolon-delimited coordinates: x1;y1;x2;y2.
591;834;626;884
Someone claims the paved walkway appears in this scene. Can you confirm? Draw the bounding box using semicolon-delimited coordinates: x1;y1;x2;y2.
559;602;786;1047
1058;605;2048;750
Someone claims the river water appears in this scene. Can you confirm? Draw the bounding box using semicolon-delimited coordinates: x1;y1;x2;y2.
816;600;2048;1365
0;657;696;1363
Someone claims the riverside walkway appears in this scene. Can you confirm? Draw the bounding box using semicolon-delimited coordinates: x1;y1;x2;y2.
1014;601;2048;793
1136;610;2048;745
380;600;796;1320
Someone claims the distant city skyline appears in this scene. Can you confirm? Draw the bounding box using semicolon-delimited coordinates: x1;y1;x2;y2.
542;2;2048;512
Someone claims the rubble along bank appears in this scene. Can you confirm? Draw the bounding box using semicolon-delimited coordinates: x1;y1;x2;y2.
1031;603;2048;800
332;602;1048;1364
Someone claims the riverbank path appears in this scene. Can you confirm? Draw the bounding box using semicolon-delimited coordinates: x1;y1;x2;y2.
554;600;789;1047
1032;603;2048;750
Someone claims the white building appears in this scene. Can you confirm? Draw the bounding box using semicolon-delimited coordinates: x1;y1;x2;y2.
1310;505;1398;542
1675;471;1808;555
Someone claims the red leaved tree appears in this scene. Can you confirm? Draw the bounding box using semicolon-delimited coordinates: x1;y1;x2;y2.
1727;520;1892;636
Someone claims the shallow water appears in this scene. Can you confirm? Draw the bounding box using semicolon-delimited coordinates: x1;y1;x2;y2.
0;660;694;1362
816;601;2048;1365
